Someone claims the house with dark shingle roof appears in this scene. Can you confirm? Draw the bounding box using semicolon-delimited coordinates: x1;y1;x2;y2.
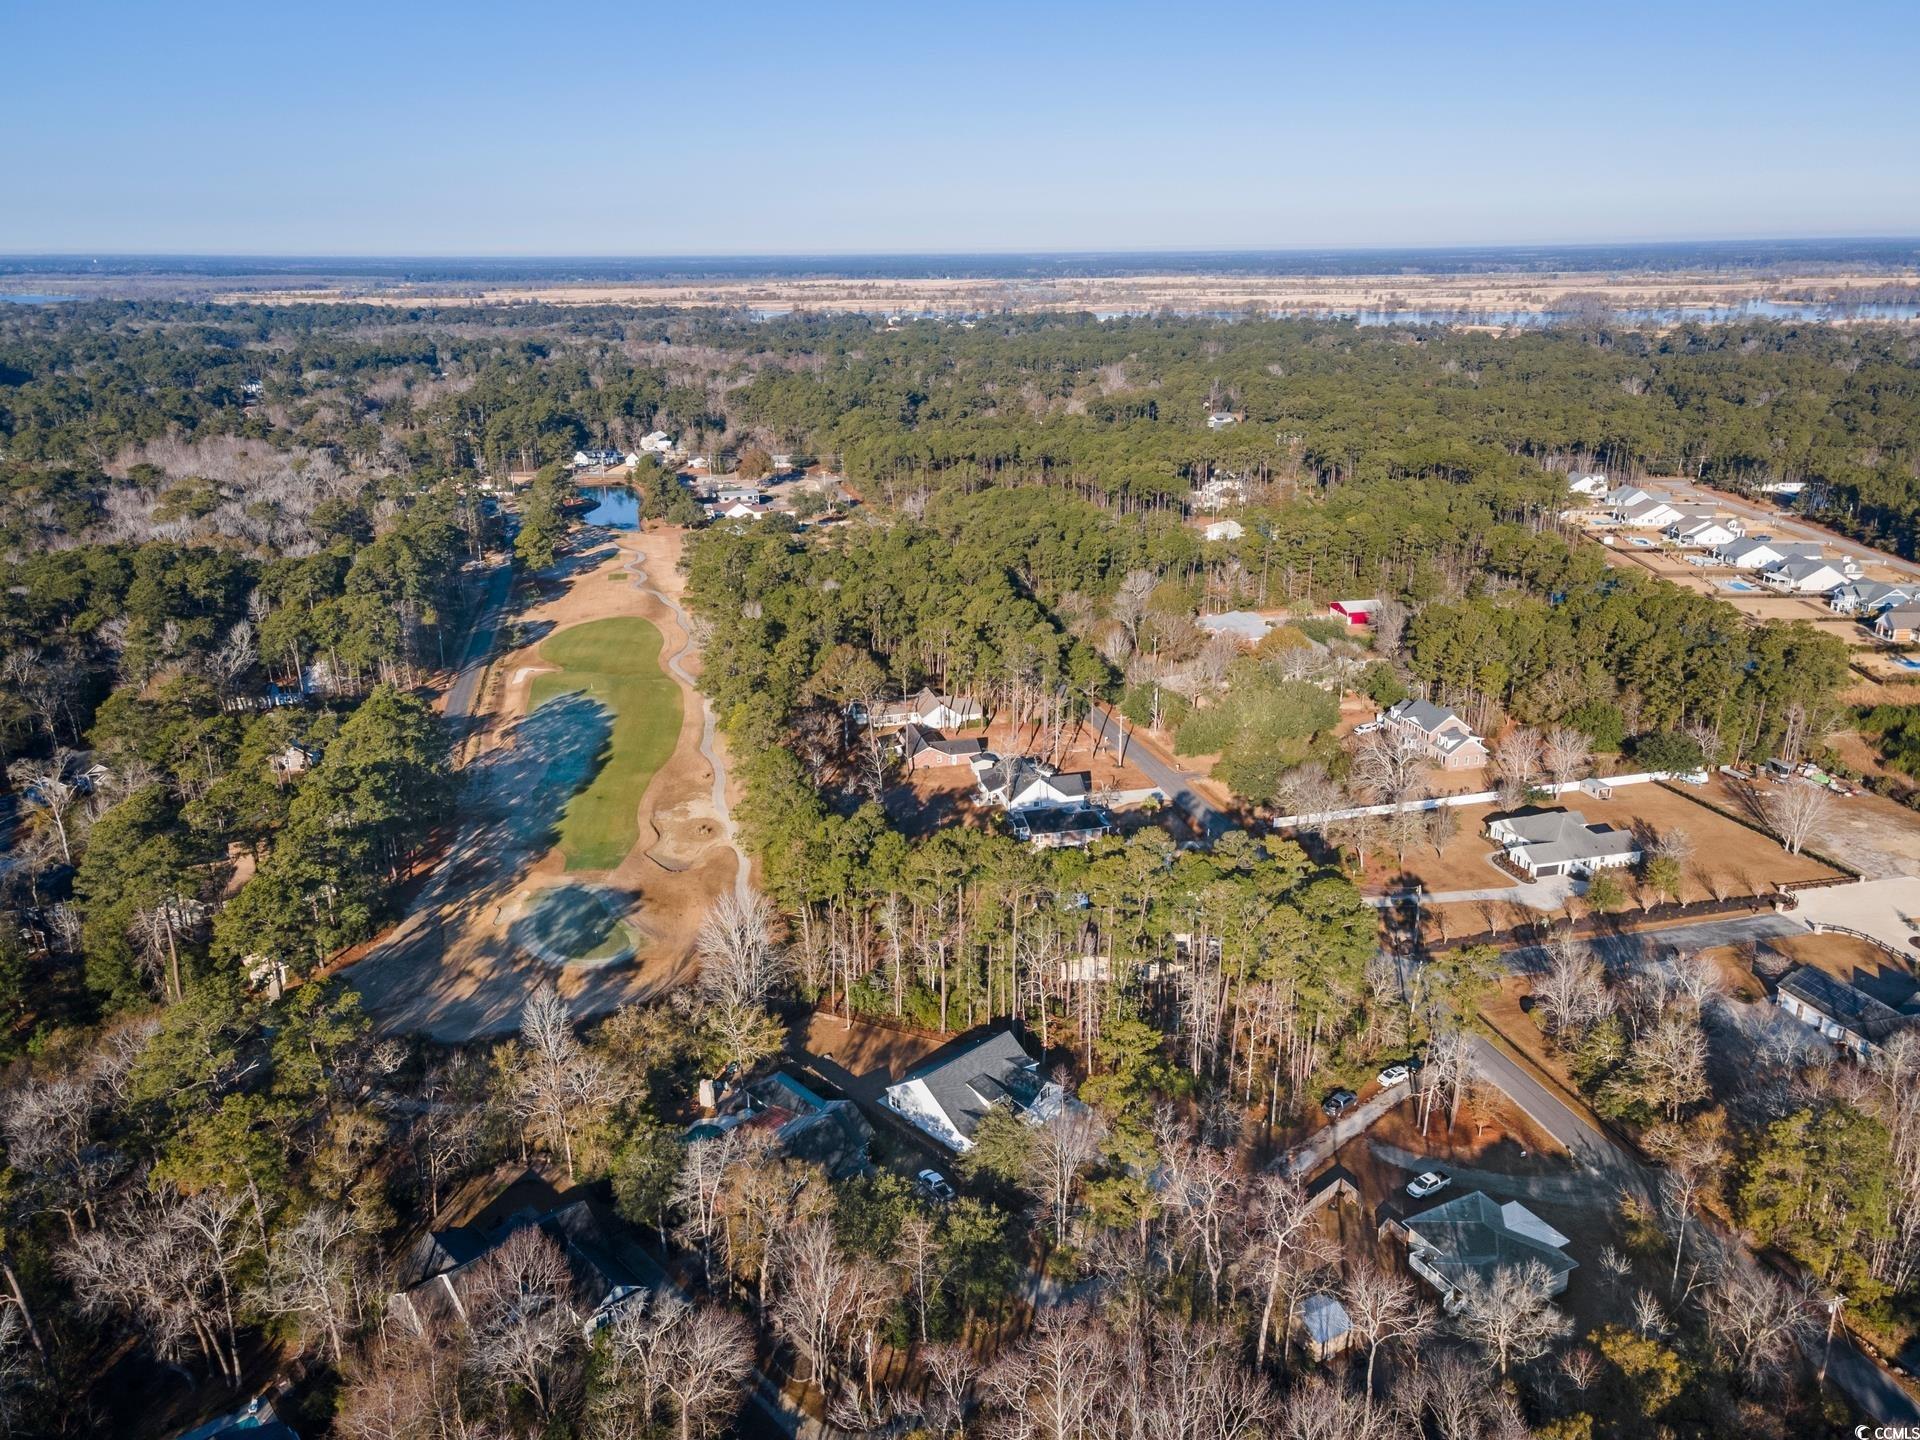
881;1030;1064;1152
896;722;988;769
390;1173;657;1336
1776;965;1920;1059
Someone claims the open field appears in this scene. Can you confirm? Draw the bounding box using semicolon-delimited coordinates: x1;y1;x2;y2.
528;616;681;870
172;267;1920;318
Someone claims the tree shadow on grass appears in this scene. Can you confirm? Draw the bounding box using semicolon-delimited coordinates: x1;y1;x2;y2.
463;689;615;868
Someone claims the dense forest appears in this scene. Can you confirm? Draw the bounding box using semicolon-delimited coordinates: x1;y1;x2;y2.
0;299;1913;1439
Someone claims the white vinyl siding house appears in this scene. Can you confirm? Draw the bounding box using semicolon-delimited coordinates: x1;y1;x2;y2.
1487;808;1641;879
1759;557;1849;595
881;1031;1065;1152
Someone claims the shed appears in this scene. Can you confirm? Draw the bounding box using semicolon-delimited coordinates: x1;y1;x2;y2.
1297;1293;1355;1360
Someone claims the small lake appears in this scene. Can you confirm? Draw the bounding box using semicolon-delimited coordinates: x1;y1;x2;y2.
0;293;80;305
580;485;640;529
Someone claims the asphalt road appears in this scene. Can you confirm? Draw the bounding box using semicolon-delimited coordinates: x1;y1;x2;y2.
1085;706;1232;840
443;559;513;737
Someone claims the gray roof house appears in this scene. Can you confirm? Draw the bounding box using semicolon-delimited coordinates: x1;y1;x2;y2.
1399;1191;1577;1308
881;1030;1065;1152
976;758;1092;811
1486;808;1641;879
1876;608;1920;644
1776;966;1920;1059
1831;581;1915;616
1382;698;1489;770
689;1072;873;1178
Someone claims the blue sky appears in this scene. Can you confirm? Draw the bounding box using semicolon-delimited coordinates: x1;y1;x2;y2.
5;0;1917;254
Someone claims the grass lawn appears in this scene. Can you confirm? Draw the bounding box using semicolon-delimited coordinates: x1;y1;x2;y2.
529;616;682;870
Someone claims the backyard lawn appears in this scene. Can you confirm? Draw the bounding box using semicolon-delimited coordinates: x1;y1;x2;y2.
528;616;681;870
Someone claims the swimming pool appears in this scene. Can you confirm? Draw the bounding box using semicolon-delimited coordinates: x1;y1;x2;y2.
1722;579;1756;593
1895;656;1920;671
1629;536;1655;548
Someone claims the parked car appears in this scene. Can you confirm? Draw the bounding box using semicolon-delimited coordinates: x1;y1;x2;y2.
1322;1089;1359;1119
916;1169;957;1203
1376;1063;1411;1089
1353;720;1382;735
1406;1170;1451;1199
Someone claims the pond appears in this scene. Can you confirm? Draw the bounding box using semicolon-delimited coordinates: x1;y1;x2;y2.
580;485;640;529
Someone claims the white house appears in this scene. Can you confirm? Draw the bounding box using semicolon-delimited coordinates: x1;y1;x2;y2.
711;501;771;521
858;689;986;732
881;1030;1065;1152
1664;515;1744;549
1876;607;1920;644
1487;808;1641;879
1612;495;1687;530
1759;556;1850;595
570;448;625;471
1206;411;1238;430
1202;519;1245;542
637;430;676;455
1566;472;1610;498
1831;581;1915;616
1714;537;1823;570
1191;476;1248;510
976;758;1092;812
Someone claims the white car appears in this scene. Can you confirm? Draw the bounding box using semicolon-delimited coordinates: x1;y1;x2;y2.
1353;720;1383;735
917;1169;957;1203
1406;1170;1451;1199
1376;1064;1411;1089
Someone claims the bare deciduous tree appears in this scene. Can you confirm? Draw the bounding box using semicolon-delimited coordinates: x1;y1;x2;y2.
1533;937;1610;1039
249;1205;363;1362
509;982;628;1181
1702;1254;1813;1391
1344;1261;1434;1416
1543;726;1591;787
463;1224;580;1417
1492;726;1544;806
1449;1259;1572;1374
595;1290;755;1440
1763;780;1831;856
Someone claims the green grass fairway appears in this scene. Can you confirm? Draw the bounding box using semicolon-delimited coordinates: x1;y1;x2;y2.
528;617;682;870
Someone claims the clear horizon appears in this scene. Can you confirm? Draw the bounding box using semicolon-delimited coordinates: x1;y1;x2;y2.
7;0;1919;254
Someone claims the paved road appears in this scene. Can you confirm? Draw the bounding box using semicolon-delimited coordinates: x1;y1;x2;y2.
444;560;513;725
1465;1035;1643;1182
1086;706;1232;841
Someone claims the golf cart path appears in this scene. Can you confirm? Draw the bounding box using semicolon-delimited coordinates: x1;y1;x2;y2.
625;542;750;904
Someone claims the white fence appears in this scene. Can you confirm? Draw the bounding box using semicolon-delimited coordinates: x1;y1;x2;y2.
1270;770;1706;830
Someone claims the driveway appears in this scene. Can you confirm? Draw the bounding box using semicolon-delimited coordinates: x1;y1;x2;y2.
1369;1139;1602;1205
1794;877;1920;955
1503;912;1805;976
1085;706;1231;841
1275;1084;1409;1177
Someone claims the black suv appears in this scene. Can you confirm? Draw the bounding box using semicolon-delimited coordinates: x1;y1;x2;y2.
1322;1088;1359;1119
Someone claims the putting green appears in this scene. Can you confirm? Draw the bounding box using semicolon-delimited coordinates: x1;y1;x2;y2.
528;616;682;870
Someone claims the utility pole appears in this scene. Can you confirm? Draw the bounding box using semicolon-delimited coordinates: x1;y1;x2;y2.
1818;1292;1845;1385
